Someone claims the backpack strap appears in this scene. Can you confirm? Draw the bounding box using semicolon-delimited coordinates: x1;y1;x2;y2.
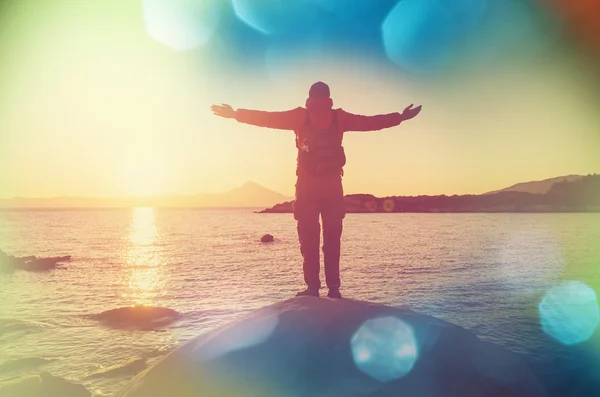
330;109;340;142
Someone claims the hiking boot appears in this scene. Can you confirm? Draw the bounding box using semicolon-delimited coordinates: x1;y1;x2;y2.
296;288;319;298
327;288;342;299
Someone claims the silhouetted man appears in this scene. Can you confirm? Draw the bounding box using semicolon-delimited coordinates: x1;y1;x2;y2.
211;82;421;298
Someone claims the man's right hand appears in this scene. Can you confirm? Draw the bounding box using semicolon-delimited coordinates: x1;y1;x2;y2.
401;104;422;121
211;104;236;119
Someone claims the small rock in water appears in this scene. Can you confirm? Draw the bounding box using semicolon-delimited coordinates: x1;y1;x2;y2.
260;234;274;243
91;306;180;330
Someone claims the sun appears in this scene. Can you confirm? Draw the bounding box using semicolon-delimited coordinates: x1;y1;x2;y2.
122;157;167;197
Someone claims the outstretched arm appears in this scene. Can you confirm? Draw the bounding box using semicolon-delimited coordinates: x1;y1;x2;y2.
341;104;422;132
211;103;304;130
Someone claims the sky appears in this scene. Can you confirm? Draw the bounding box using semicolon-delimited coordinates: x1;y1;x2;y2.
0;0;599;199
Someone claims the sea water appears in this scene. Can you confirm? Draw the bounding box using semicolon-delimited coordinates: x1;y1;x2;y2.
1;208;599;396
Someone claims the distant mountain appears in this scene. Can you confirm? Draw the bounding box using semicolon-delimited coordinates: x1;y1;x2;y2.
0;182;293;209
195;181;292;207
483;175;584;195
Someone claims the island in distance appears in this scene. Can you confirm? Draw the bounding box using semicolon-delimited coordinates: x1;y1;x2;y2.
259;174;600;214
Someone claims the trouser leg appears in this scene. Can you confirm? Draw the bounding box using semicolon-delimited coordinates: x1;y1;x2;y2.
321;180;345;290
294;184;321;291
322;214;343;289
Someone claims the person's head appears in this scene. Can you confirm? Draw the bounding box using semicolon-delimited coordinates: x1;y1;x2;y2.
309;81;330;99
306;81;333;110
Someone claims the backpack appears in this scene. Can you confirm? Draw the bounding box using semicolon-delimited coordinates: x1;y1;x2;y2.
296;109;346;175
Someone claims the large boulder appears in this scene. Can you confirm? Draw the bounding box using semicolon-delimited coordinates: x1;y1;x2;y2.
0;357;55;373
84;358;147;379
0;372;90;397
116;298;546;397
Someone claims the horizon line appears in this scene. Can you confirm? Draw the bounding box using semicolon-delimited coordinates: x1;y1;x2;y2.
0;173;595;201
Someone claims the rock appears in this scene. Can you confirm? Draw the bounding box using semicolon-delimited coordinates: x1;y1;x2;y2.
116;298;546;397
84;358;147;379
0;357;55;373
257;201;293;213
39;373;90;397
17;256;71;272
0;372;90;397
91;306;181;330
0;375;41;396
260;234;274;243
0;253;71;272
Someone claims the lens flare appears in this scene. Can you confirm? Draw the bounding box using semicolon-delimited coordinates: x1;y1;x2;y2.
382;0;487;73
539;281;600;345
351;316;419;382
232;0;325;36
142;0;221;51
383;199;395;212
545;0;600;56
193;309;279;361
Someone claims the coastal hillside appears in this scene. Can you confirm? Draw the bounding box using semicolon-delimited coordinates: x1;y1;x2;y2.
260;174;600;213
484;175;584;195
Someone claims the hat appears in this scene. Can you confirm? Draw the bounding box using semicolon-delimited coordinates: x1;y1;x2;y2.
309;81;330;98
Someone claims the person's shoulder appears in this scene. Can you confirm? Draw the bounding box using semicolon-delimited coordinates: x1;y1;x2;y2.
333;108;351;118
291;107;308;126
286;107;306;117
293;107;307;116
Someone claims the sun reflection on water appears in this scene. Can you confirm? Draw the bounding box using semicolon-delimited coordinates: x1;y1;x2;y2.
123;207;165;305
